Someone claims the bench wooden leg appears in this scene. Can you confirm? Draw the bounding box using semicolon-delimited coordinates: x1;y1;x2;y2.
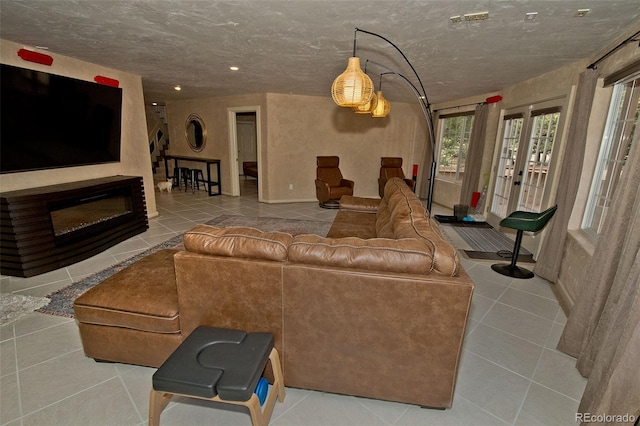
149;390;172;426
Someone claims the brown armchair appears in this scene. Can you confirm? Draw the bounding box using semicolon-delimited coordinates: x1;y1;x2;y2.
315;156;354;208
378;157;415;197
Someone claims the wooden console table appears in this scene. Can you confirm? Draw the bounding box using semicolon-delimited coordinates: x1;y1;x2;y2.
164;155;221;196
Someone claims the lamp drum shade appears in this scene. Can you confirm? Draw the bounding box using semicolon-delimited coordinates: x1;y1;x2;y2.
331;57;374;107
371;91;391;117
352;91;378;114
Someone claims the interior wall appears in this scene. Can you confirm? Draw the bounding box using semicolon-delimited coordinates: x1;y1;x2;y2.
0;39;157;217
165;92;426;202
165;93;267;197
264;93;425;201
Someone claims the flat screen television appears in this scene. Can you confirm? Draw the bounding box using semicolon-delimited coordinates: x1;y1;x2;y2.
1;63;123;174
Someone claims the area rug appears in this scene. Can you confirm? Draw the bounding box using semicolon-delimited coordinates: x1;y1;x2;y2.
452;226;532;256
463;250;534;263
434;215;493;228
1;293;50;325
38;214;332;318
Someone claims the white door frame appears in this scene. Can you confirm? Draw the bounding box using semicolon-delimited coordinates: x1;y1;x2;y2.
227;106;262;200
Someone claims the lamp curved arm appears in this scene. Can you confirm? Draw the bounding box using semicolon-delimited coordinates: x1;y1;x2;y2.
372;64;435;162
356;28;431;107
355;28;438;213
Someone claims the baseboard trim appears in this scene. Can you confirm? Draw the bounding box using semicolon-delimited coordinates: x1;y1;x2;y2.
552;278;574;316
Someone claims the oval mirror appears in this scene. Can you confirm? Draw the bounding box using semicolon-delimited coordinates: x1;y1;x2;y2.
185;113;206;152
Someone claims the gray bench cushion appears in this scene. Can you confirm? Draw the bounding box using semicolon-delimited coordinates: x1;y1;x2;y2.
153;326;274;401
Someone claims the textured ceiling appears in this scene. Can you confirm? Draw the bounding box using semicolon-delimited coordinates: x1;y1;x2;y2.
2;0;640;105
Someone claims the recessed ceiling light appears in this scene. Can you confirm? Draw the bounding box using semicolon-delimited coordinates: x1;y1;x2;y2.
464;11;489;21
174;85;181;91
524;12;538;21
230;66;239;71
575;9;590;17
450;15;462;23
152;102;158;106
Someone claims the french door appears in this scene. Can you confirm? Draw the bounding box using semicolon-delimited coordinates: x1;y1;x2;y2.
490;105;563;219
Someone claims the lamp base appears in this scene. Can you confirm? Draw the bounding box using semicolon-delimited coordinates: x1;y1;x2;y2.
491;263;535;279
319;200;340;209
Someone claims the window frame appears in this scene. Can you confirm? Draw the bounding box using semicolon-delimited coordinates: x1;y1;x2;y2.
582;72;640;238
436;111;475;183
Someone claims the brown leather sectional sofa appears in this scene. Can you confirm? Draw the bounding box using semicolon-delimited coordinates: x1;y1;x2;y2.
74;177;474;409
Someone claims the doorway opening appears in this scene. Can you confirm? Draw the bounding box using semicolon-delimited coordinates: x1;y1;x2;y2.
227;106;262;200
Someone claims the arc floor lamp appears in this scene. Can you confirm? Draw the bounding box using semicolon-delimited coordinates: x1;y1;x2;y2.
331;28;438;213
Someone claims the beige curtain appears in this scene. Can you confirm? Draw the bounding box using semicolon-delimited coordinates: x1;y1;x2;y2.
557;120;640;421
459;103;488;206
534;69;599;281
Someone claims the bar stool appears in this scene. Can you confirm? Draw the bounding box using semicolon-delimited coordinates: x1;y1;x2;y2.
175;167;191;191
491;205;557;279
191;169;206;193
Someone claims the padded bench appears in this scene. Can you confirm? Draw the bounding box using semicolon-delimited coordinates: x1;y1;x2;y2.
150;326;285;426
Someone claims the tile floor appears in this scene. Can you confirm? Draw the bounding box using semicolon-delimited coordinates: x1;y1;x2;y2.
1;179;586;426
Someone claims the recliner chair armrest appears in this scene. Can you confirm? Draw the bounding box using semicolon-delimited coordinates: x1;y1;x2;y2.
340;179;355;189
315;179;331;202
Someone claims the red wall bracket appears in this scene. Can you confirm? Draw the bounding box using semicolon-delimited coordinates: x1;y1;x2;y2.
17;48;53;66
94;75;120;88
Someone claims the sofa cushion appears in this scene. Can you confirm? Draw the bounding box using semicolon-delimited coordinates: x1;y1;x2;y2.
183;225;292;262
289;234;434;274
394;221;460;276
74;249;180;333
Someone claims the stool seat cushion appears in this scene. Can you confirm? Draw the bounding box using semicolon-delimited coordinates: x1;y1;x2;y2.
499;205;558;232
74;249;180;333
153;326;274;401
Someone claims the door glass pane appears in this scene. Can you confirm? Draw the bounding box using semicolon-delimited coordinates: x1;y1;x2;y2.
491;117;523;217
517;112;559;212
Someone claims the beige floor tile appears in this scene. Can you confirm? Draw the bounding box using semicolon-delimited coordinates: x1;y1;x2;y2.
118;365;157;419
456;350;531;423
1;372;21;424
18;349;119;415
516;382;581;425
0;338;17;377
482;302;555;346
532;349;587;400
465;323;544;378
21;377;141;426
498;287;560;320
271;391;390;426
16;321;82;370
397;395;509;425
468;293;495;322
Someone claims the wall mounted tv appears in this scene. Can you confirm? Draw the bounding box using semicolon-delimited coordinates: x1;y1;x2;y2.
1;63;123;174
